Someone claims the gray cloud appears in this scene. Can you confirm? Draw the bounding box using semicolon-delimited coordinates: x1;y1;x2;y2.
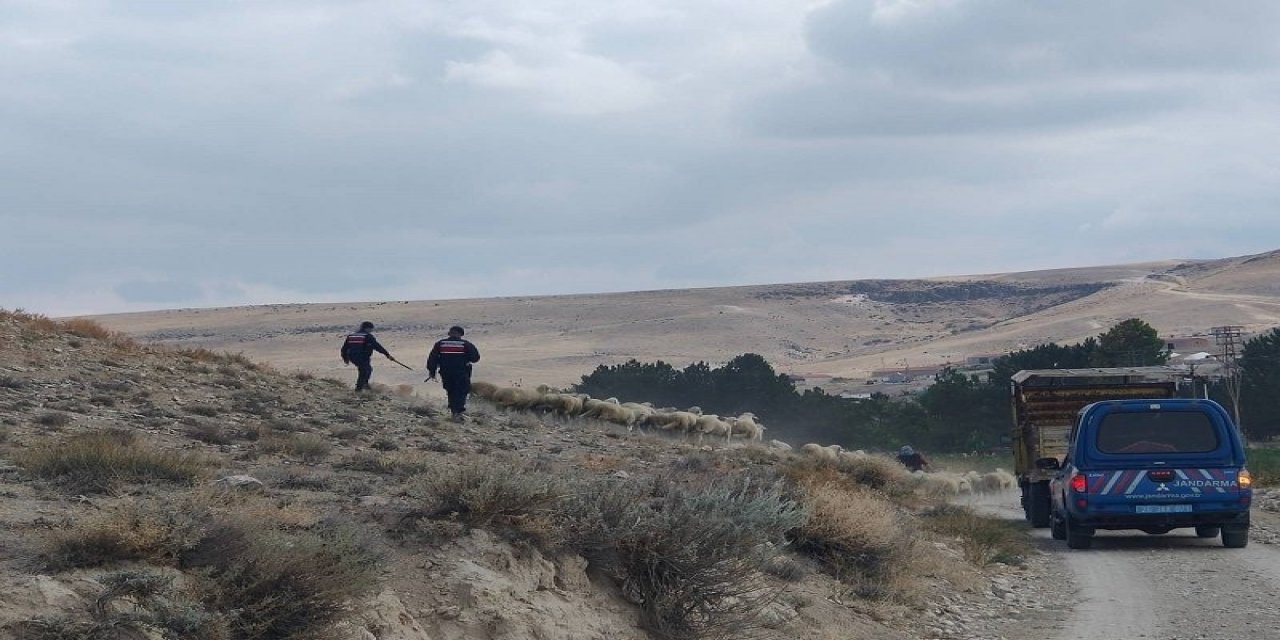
2;1;1278;316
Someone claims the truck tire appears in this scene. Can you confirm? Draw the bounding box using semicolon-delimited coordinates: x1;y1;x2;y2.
1028;482;1051;528
1065;513;1093;550
1222;526;1249;548
1050;510;1066;540
1195;525;1220;539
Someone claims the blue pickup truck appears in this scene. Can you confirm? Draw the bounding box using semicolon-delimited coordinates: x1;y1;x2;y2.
1046;398;1252;549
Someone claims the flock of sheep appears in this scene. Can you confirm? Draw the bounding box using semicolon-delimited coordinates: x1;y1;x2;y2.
469;381;767;442
466;381;1016;497
795;443;1016;496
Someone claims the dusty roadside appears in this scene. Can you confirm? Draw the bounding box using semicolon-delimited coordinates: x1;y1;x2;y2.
951;490;1280;640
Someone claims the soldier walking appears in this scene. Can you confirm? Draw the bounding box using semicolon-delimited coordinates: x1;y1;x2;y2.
340;321;395;392
426;325;481;421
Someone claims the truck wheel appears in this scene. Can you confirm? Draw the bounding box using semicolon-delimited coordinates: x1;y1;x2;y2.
1222;526;1249;548
1195;525;1220;539
1050;510;1066;540
1065;513;1093;550
1029;482;1051;528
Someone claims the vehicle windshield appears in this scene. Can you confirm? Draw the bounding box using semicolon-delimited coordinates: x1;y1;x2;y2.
1094;411;1221;454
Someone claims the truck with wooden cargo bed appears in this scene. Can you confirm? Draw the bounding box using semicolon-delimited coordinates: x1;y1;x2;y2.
1011;367;1185;527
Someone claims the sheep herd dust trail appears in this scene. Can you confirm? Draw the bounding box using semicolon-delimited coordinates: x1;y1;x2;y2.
959;491;1280;640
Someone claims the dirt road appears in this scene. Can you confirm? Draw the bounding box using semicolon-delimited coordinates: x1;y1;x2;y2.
966;492;1280;640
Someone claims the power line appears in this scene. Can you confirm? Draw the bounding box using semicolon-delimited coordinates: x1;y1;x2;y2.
1212;325;1246;437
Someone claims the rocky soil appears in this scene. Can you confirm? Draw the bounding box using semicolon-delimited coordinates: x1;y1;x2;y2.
0;313;1041;640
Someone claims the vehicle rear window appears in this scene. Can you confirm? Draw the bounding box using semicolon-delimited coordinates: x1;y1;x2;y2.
1094;411;1221;454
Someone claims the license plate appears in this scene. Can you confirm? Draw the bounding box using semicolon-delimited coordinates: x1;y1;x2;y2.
1135;504;1193;514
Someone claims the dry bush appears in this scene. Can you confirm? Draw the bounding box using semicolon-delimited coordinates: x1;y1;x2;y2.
338;451;428;477
186;422;233;445
59;318;129;344
184;404;222;418
284;434;332;463
762;555;809;582
16;429;209;493
783;455;915;498
184;517;383;640
33;411;73;428
0;375;26;389
789;483;921;601
564;475;805;640
178;348;260;371
412;458;566;547
267;418;308;433
370;437;400;451
88;395;116;407
36;490;378;640
10;569;227;640
43;502;206;570
576;453;626;472
263;467;333;491
835;455;913;492
921;504;1030;566
333;409;362;423
330;426;364;441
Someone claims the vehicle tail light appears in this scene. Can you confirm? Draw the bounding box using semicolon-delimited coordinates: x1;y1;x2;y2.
1070;473;1088;493
1239;469;1253;489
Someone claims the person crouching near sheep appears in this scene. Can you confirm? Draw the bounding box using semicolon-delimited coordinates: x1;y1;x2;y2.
426;325;481;421
896;445;930;472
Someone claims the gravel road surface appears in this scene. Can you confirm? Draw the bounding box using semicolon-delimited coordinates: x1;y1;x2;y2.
958;492;1280;640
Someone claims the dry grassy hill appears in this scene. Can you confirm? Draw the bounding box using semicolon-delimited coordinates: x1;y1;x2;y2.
0;310;1051;640
86;250;1280;396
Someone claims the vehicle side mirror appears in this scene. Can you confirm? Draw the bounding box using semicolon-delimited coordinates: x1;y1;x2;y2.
1035;457;1061;470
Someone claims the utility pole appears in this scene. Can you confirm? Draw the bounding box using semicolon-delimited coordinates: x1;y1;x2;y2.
1212;325;1245;437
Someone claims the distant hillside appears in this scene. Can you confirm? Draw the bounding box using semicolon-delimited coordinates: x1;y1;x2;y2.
88;250;1280;394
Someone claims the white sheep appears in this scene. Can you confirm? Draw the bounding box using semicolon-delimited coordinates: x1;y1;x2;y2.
621;402;656;431
915;471;964;497
693;414;732;442
470;380;500;400
835;448;869;464
492;386;540;410
536;392;584;418
581;398;638;426
979;468;1017;493
801;443;844;461
727;412;766;442
646;410;700;433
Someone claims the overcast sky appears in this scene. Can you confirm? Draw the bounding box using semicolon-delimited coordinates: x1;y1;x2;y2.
4;1;1280;316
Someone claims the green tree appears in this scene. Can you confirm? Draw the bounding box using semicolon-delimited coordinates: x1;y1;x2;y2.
1240;328;1280;440
1092;318;1168;367
989;339;1098;385
917;367;1008;450
576;359;682;406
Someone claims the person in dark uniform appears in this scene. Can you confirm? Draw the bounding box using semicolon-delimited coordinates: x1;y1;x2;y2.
426;325;481;420
340;321;394;392
896;445;930;472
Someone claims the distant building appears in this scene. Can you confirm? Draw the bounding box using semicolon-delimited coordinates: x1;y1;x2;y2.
1166;336;1216;353
839;391;873;400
